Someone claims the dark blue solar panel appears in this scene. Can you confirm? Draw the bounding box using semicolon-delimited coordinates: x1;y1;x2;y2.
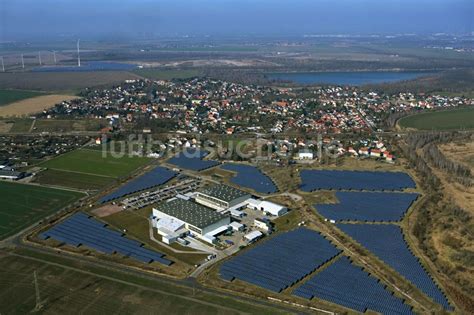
300;170;416;191
42;213;171;266
220;228;341;293
168;149;220;171
45;231;81;247
153;256;173;266
220;163;278;194
315;192;419;222
337;224;451;310
294;256;413;315
38;233;48;240
100;166;177;203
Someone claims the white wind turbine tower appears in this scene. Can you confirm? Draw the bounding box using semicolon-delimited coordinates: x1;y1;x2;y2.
38;51;42;66
77;39;81;67
21;54;25;69
53;51;57;64
0;56;4;72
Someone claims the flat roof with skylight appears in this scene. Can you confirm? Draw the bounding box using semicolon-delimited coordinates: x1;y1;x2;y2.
198;184;250;203
154;198;228;229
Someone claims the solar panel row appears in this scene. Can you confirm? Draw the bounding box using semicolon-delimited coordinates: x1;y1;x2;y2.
300;170;416;191
100;166;177;203
41;212;172;266
220;228;341;293
220;163;278;194
294;256;413;315
315;192;419;222
168;149;220;171
338;224;451;310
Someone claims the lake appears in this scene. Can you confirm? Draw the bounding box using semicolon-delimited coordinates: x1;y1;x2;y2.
33;61;137;72
266;71;436;85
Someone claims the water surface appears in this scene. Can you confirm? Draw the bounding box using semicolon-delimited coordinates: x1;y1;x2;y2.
267;71;436;85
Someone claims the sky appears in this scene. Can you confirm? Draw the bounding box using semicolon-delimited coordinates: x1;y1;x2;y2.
0;0;472;41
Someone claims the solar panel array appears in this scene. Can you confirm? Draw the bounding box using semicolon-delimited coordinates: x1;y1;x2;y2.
220;163;278;194
294;256;413;315
300;170;416;191
316;192;419;222
220;228;341;292
40;212;172;266
100;166;177;203
337;223;451;310
168;149;220;171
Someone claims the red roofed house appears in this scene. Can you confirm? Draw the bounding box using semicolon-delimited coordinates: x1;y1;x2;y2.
370;149;382;158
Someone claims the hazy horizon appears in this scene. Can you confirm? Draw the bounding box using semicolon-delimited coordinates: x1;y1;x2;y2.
0;0;473;41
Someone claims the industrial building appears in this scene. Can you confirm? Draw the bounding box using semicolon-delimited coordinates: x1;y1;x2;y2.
0;170;27;180
229;221;245;232
152;197;231;244
244;230;263;243
195;184;251;211
247;199;288;217
254;218;272;232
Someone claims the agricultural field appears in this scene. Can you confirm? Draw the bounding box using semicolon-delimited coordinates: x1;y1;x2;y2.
40;149;150;178
34;169;115;190
7;119;34;133
0;71;142;91
398;107;474;130
0;120;14;133
0;89;47;106
0;181;84;240
32;119;107;133
0;250;283;315
0;94;77;117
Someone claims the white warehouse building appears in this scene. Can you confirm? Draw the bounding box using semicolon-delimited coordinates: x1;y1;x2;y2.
247;199;288;217
152;198;231;244
195;184;251;211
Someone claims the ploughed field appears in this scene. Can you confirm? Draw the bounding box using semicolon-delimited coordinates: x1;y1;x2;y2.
0;251;280;315
0;89;47;106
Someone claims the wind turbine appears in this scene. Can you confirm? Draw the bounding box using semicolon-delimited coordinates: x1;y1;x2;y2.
38;51;42;66
53;51;57;64
21;54;25;69
77;39;81;67
0;56;4;72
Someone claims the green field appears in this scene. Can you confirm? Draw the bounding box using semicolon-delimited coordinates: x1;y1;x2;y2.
399;107;474;130
40;149;150;178
34;169;115;190
0;250;283;315
3;119;33;133
133;68;201;80
0;89;46;106
0;182;84;239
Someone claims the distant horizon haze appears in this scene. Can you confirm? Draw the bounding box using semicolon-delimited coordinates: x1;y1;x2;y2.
0;0;472;41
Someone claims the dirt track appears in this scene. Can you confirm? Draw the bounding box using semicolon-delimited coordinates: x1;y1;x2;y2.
91;204;123;217
0;95;78;117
